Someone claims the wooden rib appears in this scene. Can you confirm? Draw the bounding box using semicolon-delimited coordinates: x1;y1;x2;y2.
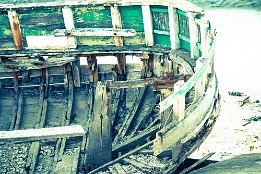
113;87;145;144
72;57;81;87
111;6;123;46
8;10;23;50
54;64;74;162
10;72;21;130
168;7;180;49
62;7;77;48
26;69;48;173
142;5;154;46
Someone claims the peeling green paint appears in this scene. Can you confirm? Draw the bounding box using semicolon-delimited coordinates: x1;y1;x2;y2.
18;8;65;36
123;32;145;45
74;7;112;28
77;36;115;45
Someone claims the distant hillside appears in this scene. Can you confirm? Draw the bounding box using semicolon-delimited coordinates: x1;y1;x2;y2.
188;0;261;8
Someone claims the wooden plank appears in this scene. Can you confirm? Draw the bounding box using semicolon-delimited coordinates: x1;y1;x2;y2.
62;7;77;49
111;6;123;46
86;82;112;171
8;10;23;50
142;5;154;46
0;125;85;142
54;28;136;37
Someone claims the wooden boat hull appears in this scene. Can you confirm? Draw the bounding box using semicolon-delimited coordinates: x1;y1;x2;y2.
0;0;220;173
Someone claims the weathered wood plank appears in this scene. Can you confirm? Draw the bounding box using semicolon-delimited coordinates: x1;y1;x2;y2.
108;74;192;89
0;125;85;142
86;82;112;171
8;10;23;50
1;57;75;72
54;28;136;37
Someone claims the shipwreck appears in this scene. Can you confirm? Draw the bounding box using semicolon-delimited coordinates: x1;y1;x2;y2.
0;0;220;173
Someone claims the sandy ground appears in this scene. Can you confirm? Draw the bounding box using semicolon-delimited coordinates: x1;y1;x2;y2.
191;92;261;161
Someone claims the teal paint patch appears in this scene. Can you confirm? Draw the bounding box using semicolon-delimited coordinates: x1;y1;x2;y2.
120;6;144;32
154;33;171;47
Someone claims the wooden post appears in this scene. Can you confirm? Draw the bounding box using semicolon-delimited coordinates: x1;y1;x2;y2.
86;82;111;171
62;7;77;48
115;53;126;81
195;57;206;98
168;7;180;50
142;5;154;46
72;57;81;87
172;80;185;122
8;10;23;50
111;6;123;46
199;21;209;58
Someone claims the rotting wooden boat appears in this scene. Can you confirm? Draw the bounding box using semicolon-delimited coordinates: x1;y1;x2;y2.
0;0;220;173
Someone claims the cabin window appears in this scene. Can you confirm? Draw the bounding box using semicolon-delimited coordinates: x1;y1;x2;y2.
177;9;190;51
151;6;171;46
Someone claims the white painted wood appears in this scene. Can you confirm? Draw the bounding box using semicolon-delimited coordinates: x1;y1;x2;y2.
172;80;185;122
142;5;154;46
26;36;68;49
168;7;180;50
0;125;85;142
62;7;77;49
110;6;123;46
195;57;207;98
188;12;200;59
54;28;136;37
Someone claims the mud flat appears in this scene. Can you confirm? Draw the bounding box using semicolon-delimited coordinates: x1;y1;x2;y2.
188;0;261;8
189;0;261;164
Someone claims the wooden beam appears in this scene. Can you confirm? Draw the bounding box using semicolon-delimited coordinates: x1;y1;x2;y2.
54;28;136;37
108;75;191;89
8;10;23;50
62;7;77;48
142;5;154;46
111;6;123;46
0;125;85;142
